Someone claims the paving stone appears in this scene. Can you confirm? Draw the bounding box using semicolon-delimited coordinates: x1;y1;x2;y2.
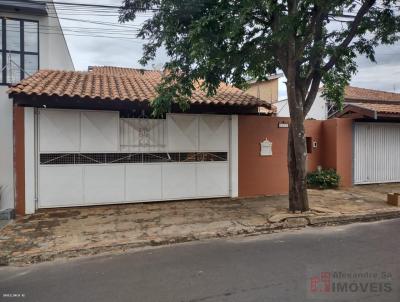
311;206;341;214
284;217;309;228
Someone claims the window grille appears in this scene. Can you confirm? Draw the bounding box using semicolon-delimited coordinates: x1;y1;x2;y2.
40;152;228;165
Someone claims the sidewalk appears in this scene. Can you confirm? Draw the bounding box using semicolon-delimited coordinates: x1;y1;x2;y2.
1;184;399;266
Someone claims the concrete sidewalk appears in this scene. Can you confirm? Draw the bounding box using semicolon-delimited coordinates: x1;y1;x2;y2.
1;184;399;266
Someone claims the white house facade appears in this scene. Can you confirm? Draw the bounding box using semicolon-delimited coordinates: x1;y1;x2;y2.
0;0;74;214
275;91;328;120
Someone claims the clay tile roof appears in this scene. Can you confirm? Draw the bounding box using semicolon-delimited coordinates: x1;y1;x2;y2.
351;102;400;115
90;66;163;78
9;67;273;111
344;86;400;103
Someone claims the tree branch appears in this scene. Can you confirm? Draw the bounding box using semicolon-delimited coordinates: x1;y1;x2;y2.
270;0;289;74
303;72;322;115
305;13;325;84
323;0;376;71
295;5;321;59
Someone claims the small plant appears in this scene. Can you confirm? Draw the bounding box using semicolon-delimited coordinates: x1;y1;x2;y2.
307;169;340;189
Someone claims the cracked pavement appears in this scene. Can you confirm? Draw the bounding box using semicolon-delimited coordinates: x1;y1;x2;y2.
0;184;399;266
0;218;399;302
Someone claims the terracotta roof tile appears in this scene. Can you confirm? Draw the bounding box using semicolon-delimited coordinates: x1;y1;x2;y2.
9;67;273;111
351;102;400;115
344;86;400;103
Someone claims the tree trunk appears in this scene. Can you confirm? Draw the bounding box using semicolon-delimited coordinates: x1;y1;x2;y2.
284;2;309;212
286;87;309;212
287;121;309;212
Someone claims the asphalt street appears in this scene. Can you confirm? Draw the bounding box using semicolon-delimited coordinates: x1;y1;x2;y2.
1;219;399;302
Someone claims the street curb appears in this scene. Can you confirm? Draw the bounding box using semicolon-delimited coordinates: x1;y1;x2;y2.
306;210;400;226
2;210;400;266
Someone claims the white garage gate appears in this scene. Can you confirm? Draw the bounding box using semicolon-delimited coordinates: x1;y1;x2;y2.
36;109;236;208
354;122;400;184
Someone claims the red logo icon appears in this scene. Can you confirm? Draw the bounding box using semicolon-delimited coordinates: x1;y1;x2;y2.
310;272;331;293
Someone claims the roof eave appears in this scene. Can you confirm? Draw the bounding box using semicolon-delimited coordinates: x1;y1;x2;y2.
330;104;377;119
11;92;270;115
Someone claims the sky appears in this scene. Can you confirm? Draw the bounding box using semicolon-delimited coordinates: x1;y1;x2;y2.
55;0;400;100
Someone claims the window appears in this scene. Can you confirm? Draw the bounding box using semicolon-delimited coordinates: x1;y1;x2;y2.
1;18;39;84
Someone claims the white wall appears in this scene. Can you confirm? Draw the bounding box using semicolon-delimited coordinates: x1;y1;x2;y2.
307;92;328;120
0;5;74;70
275;91;328;120
0;86;14;210
274;99;290;118
39;1;75;70
0;2;74;211
229;115;238;198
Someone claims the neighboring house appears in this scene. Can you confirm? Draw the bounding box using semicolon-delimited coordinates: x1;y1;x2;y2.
0;0;74;215
332;86;400;185
245;74;282;104
275;90;328;120
247;75;328;120
275;85;400;185
331;86;400;119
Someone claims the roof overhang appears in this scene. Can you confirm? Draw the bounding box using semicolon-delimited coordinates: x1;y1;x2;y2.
330;104;377;119
11;93;270;115
0;0;48;16
330;103;400;120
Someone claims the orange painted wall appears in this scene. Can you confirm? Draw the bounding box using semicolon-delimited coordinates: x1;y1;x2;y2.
321;119;337;169
322;118;353;187
239;116;289;196
238;116;352;197
304;120;323;172
13;106;25;215
336;119;353;187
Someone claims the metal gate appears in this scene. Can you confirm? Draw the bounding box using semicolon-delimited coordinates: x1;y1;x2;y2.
354;122;400;184
36;109;231;208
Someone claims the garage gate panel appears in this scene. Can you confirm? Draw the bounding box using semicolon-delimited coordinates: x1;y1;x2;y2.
354;123;400;184
38;162;229;207
37;110;231;208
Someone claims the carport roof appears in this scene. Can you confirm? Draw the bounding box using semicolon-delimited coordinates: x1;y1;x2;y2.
8;67;275;114
331;86;400;119
333;102;400;119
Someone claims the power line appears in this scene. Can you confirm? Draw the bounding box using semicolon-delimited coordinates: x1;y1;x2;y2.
1;0;123;9
0;0;161;11
0;0;361;44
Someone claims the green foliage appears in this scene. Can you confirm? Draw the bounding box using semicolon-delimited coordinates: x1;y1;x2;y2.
322;60;358;112
307;169;340;189
119;0;400;116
